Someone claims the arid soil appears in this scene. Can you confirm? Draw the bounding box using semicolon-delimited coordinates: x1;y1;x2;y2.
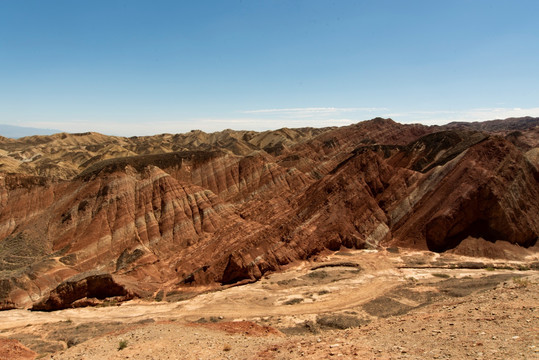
1;249;538;359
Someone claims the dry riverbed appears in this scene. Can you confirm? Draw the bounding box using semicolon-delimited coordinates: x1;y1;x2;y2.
1;249;538;360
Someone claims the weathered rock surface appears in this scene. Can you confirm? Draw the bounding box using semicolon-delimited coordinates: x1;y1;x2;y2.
390;137;539;251
0;117;538;309
30;273;135;311
0;338;37;360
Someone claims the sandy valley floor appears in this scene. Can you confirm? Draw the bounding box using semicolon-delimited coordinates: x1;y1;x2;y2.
1;249;538;360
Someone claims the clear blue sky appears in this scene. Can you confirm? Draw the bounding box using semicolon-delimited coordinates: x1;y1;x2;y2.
1;0;538;135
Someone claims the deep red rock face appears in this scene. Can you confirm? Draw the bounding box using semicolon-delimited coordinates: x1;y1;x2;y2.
391;137;539;251
0;118;538;309
31;274;134;311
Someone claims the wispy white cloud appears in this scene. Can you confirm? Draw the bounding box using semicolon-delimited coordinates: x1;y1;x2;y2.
242;107;385;114
21;120;200;137
18;106;539;136
182;117;360;131
241;107;388;119
21;116;364;136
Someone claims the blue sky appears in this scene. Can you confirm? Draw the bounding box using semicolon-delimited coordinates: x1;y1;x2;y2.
1;0;538;136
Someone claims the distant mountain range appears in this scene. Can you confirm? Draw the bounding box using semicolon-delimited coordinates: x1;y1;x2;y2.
0;124;61;139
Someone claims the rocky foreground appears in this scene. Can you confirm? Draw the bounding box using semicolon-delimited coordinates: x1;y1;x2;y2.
0;117;538;311
0;249;538;359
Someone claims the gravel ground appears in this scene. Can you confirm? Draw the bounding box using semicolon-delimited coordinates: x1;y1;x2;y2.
2;250;538;360
42;274;538;360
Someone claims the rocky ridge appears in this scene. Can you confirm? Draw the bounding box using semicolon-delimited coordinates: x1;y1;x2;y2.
0;117;538;310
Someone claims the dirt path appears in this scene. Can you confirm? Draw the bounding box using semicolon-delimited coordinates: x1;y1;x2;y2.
1;249;538;359
2;250;402;327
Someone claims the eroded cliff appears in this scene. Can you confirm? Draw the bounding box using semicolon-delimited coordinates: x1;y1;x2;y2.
1;117;538;310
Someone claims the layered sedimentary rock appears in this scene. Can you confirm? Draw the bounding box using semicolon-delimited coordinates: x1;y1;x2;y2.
390;137;539;251
0;127;331;179
0;117;538;310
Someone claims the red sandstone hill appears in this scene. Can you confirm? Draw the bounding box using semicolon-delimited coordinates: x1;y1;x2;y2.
0;117;538;310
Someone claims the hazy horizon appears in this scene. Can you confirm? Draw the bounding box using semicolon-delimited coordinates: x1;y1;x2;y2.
2;114;538;139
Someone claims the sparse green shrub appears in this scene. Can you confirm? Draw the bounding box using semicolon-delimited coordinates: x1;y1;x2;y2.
118;339;128;351
283;298;303;305
432;273;450;278
305;270;329;279
316;314;368;329
154;290;164;302
513;277;530;288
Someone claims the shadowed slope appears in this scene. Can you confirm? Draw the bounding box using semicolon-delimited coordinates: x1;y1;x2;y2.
0;118;538;310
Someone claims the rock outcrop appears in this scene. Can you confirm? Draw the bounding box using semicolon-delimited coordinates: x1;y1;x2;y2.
390;137;539;251
1;117;538;309
31;273;135;311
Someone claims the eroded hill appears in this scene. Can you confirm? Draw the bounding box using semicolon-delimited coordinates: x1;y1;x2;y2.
0;117;538;310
